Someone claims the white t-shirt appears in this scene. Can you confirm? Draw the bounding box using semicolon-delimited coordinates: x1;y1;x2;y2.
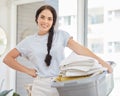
16;30;72;77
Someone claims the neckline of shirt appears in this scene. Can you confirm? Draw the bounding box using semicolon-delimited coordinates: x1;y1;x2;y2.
35;33;49;39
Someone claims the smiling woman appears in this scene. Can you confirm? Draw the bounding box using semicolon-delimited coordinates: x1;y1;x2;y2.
0;27;7;56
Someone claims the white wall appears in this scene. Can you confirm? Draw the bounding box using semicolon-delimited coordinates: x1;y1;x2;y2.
0;0;14;92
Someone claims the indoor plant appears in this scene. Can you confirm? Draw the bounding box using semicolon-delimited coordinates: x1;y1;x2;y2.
0;79;20;96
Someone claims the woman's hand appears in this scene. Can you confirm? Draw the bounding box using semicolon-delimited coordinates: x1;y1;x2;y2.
27;68;37;78
67;39;113;73
107;64;113;73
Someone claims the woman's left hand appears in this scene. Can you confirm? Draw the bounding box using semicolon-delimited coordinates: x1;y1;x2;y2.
107;65;113;73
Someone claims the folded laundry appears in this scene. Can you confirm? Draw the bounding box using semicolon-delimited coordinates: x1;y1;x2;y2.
54;74;92;82
60;67;106;77
60;65;93;71
60;52;98;66
59;52;107;77
60;59;96;66
60;61;95;71
60;60;106;71
52;58;115;96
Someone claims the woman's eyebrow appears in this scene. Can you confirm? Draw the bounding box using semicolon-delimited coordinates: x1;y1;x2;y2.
40;14;52;18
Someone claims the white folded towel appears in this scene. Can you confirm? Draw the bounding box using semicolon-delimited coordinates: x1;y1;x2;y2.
60;65;92;72
59;52;107;77
60;66;106;77
60;52;99;66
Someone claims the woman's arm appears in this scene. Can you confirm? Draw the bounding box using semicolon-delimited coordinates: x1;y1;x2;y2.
67;38;113;73
3;48;37;77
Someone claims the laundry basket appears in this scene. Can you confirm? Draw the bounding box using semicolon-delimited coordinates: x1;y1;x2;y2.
51;72;114;96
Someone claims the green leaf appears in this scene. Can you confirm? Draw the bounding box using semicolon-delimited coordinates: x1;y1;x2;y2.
0;89;13;96
13;92;20;96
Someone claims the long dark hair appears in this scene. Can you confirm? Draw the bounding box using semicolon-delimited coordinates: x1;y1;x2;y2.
35;5;57;66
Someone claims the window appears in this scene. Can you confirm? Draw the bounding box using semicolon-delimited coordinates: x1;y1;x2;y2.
108;10;120;21
115;10;120;18
59;16;72;26
87;0;120;96
91;42;103;53
58;0;77;57
108;41;120;53
88;14;104;24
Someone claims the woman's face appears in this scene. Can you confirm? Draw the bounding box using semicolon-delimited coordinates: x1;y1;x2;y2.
37;9;53;35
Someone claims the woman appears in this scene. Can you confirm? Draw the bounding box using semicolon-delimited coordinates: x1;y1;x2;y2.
3;5;112;96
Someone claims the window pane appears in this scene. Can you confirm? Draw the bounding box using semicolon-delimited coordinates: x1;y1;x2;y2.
87;0;120;96
58;0;77;57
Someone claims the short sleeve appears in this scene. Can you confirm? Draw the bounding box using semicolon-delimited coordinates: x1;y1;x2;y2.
61;30;73;46
15;37;30;56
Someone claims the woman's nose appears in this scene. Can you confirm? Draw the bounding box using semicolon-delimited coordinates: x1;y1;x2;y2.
44;19;48;23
